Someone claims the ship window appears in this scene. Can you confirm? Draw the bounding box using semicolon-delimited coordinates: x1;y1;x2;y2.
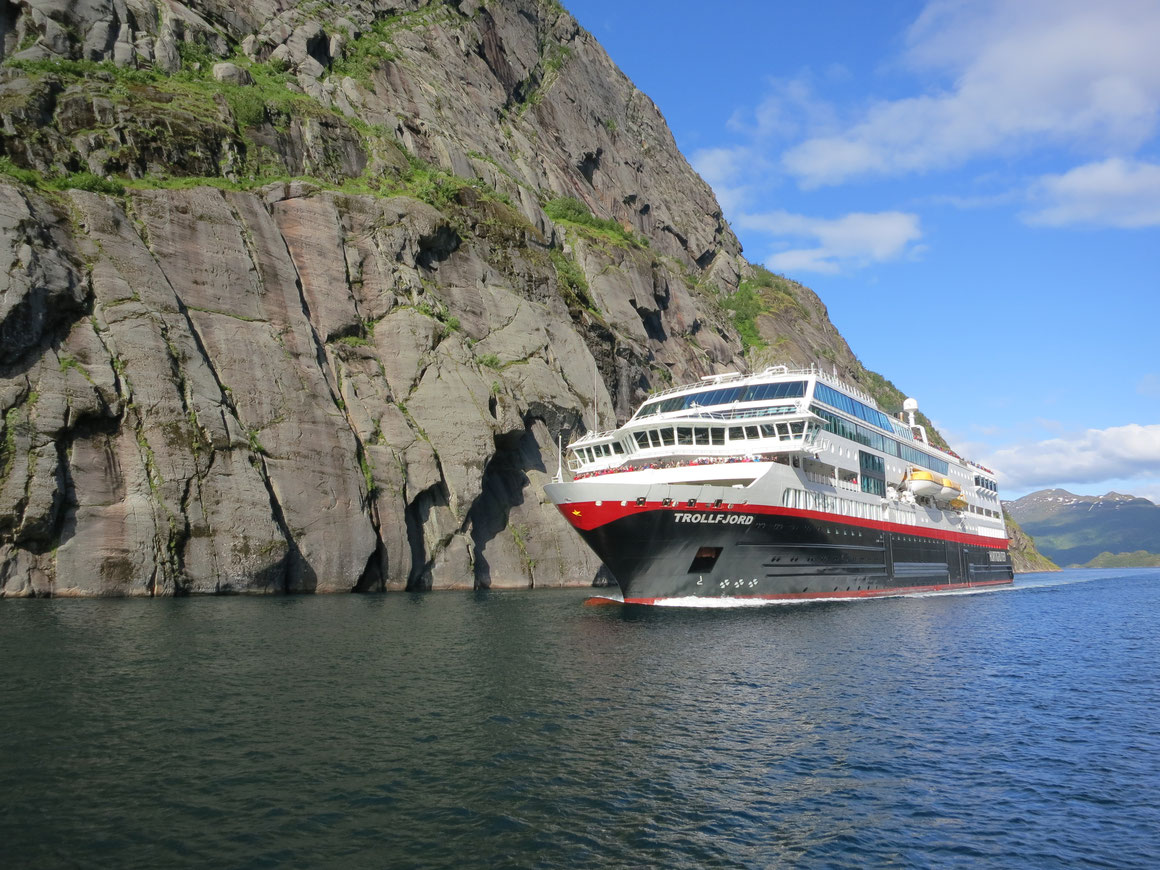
745;425;760;439
760;424;776;438
647;430;661;448
711;428;725;445
612;442;624;454
661;427;675;446
687;546;723;573
790;422;805;436
728;426;744;441
694;428;710;446
634;431;649;448
677;427;693;445
742;381;806;402
777;423;790;439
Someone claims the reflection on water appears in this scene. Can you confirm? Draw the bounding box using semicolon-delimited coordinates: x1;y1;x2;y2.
2;569;1159;868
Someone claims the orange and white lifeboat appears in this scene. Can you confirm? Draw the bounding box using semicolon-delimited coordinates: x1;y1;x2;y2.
937;477;962;504
903;468;942;499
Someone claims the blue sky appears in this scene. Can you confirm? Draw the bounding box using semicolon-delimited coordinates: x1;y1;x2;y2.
565;0;1160;502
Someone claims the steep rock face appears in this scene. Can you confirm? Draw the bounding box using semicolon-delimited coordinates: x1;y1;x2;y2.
1002;512;1060;574
0;0;898;595
0;178;618;594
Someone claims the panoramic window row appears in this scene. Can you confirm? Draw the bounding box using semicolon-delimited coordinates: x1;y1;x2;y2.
634;380;806;419
974;475;997;492
629;421;808;451
574;441;624;464
812;406;949;475
813;383;896;432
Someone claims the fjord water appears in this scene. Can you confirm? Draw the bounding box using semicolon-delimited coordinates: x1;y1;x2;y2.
3;570;1159;869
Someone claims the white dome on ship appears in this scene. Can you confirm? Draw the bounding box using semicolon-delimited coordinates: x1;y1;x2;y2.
903;397;919;412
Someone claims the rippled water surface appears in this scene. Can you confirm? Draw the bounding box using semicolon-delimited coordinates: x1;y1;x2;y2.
3;569;1159;868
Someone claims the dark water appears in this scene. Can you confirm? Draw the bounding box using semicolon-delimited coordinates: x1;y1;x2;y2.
3;570;1159;869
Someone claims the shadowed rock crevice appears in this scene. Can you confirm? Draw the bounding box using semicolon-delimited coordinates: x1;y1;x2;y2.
405;480;454;591
469;419;597;589
577;148;601;186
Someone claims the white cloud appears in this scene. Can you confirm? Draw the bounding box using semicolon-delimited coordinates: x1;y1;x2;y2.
736;209;922;274
982;422;1160;491
781;0;1160;187
690;146;757;213
727;75;838;142
1024;158;1160;227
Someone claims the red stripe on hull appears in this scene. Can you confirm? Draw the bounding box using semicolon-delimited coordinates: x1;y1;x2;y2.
556;500;1008;549
623;577;1014;605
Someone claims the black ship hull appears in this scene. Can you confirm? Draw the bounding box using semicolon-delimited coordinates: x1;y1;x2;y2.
565;501;1013;604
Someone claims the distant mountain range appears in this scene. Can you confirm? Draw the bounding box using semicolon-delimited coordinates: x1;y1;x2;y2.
1004;490;1160;566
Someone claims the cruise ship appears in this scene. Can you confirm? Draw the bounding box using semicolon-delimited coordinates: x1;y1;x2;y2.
544;366;1012;604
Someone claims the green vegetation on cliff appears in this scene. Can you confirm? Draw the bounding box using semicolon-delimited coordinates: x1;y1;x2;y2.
543;196;646;249
722;266;809;352
1004;512;1061;573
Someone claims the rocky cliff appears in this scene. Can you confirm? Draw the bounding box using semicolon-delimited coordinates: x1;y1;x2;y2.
1;0;935;596
1002;512;1059;574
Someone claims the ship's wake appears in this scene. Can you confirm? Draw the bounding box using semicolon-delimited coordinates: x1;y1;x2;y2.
586;571;1113;609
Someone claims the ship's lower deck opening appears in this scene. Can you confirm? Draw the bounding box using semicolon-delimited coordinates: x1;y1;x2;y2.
688;547;723;572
